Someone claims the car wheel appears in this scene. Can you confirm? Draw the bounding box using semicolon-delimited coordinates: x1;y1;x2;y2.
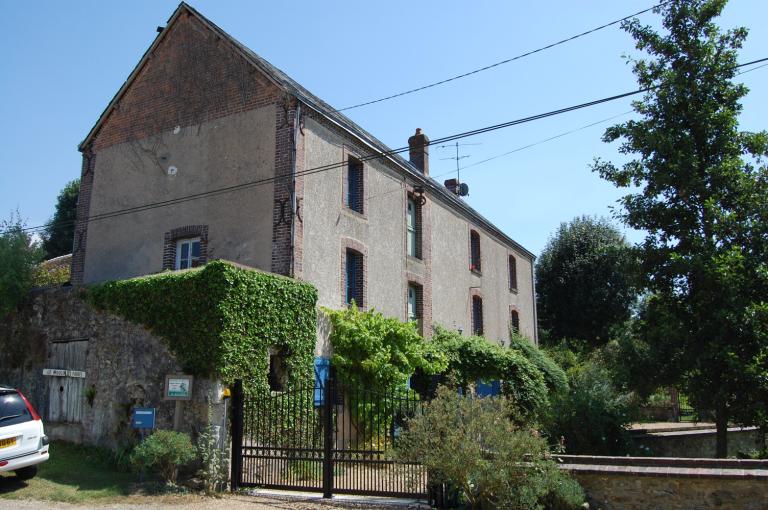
14;465;38;480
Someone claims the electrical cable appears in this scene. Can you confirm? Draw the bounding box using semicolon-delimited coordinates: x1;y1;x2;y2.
336;2;668;111
8;57;767;236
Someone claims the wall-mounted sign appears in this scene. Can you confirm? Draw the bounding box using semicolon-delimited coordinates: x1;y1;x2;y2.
164;374;193;401
43;369;86;378
131;408;156;429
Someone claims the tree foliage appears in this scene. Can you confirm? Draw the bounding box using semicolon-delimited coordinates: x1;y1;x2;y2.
536;216;638;349
394;387;585;510
543;354;635;456
324;305;445;393
0;214;42;317
593;0;768;456
42;179;79;259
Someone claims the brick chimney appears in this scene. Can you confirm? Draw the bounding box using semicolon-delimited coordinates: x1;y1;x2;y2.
408;128;429;175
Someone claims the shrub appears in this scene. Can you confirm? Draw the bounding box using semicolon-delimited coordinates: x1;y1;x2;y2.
130;430;196;483
431;326;549;421
544;359;634;456
509;332;568;397
394;386;584;510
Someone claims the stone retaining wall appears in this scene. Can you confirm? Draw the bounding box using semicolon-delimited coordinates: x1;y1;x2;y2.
633;426;765;458
558;455;768;510
0;287;223;448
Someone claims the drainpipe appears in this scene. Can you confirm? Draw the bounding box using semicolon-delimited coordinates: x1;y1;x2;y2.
289;103;302;278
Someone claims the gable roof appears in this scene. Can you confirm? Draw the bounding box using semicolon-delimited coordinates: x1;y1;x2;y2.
79;2;534;260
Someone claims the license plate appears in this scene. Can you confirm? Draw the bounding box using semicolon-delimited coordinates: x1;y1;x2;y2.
0;437;17;449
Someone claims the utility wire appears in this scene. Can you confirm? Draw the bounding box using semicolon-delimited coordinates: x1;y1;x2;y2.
336;2;667;111
432;111;634;180
10;57;768;236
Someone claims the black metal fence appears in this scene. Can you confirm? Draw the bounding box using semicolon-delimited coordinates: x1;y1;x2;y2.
230;374;428;498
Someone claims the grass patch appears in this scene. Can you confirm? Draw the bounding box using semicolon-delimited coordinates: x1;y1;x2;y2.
0;441;138;504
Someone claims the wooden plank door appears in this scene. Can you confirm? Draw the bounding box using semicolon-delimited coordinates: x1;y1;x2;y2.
47;340;88;423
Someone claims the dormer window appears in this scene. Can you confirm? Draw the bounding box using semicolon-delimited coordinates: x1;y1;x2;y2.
176;238;201;270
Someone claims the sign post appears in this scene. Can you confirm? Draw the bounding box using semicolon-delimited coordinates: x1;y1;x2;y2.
164;375;193;431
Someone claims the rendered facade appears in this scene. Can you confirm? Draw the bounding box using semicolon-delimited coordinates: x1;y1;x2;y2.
72;3;538;345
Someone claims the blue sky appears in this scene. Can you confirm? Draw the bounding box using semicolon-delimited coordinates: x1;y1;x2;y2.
1;0;765;256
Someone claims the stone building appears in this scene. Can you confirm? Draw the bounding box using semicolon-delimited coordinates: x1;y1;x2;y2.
72;2;537;345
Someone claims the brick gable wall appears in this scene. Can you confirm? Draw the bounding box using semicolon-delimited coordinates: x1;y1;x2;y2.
72;10;301;284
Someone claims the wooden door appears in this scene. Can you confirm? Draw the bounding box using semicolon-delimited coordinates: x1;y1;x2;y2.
46;340;88;423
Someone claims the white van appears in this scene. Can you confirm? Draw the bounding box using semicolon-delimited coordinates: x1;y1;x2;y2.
0;386;49;479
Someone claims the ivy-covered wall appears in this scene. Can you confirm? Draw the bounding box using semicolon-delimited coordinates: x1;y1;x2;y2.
88;260;318;395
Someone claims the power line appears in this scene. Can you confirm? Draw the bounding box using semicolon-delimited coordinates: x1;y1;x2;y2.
336;2;667;112
433;111;634;180
9;57;768;236
11;88;651;235
363;111;634;204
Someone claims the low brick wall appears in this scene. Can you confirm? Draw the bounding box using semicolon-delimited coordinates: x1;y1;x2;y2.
633;426;766;458
558;455;768;510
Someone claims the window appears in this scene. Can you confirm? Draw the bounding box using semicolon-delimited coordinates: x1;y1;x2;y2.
471;295;484;336
268;348;287;392
345;248;364;307
510;310;520;335
508;255;518;291
346;156;364;214
470;230;481;272
407;197;417;257
163;225;208;271
0;390;33;427
407;283;423;321
175;238;202;270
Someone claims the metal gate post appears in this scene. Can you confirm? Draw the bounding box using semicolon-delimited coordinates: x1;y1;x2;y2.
230;379;244;492
322;370;334;498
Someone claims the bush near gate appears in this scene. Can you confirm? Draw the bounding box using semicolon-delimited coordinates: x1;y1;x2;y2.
394;386;585;510
130;430;196;483
89;260;318;395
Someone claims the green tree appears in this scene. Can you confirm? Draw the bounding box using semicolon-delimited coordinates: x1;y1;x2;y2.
0;214;42;317
593;0;768;456
41;178;79;259
536;216;638;349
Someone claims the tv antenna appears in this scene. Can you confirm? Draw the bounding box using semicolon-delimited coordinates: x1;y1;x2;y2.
438;142;481;196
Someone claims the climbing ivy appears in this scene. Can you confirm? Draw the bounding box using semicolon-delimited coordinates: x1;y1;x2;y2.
323;305;445;393
88;260;317;396
430;326;550;421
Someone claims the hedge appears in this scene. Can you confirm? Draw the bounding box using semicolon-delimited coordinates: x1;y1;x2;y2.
88;260;318;395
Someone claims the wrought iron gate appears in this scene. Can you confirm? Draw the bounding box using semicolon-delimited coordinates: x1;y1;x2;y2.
230;375;427;498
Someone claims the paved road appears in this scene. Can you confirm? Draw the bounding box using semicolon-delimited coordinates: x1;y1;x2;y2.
0;493;425;510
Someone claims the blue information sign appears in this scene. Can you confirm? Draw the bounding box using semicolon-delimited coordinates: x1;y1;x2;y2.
131;408;156;430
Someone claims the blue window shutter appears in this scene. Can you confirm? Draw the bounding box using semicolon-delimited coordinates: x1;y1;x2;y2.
313;357;330;406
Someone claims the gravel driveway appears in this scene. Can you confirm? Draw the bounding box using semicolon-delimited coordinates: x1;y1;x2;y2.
0;493;427;510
